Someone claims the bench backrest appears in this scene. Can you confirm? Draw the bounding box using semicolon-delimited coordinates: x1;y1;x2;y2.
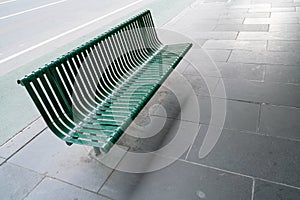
17;10;162;139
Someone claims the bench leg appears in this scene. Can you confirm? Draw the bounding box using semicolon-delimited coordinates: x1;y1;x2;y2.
93;147;101;156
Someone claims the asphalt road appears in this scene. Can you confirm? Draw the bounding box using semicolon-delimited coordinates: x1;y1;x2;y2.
0;0;194;145
0;0;145;75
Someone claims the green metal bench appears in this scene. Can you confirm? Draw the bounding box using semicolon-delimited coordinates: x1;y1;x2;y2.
17;10;192;154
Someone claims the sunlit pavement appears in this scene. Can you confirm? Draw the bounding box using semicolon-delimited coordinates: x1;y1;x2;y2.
1;0;300;199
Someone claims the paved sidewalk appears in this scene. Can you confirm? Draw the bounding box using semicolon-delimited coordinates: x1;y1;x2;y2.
1;0;300;199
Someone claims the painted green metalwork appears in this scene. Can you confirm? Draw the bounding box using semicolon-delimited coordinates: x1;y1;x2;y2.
17;10;192;153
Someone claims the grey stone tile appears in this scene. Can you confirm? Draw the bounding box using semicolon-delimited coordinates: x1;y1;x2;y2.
230;4;271;9
173;64;221;94
204;0;228;2
246;12;271;18
182;18;219;25
182;51;223;77
0;117;46;159
197;97;259;132
188;31;238;40
206;50;231;62
221;12;270;19
269;0;294;2
173;59;189;73
121;116;199;159
229;50;300;66
146;92;259;132
0;157;5;165
174;10;220;20
214;24;269;32
184;46;227;68
253;180;300;200
187;126;300;187
269;24;300;31
224;8;247;15
265;64;300;84
249;7;296;12
0;163;44;200
254;0;293;3
297;7;300;11
271;11;300;18
268;41;300;52
166;19;217;32
8;130;116;192
272;2;300;7
221;99;259;132
260;104;300;140
136;73;218;122
203;40;267;50
25;178;109;200
218;18;245;24
244;17;298;24
100;159;253;200
237;32;300;40
182;75;220;97
138;70;219;121
227;7;249;12
184;62;265;81
213;78;300;107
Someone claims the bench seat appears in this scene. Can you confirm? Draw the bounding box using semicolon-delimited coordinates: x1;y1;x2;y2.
18;10;192;153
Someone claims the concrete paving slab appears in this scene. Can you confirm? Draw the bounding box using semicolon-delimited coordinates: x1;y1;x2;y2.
198;97;260;132
99;159;253;200
145;85;259;132
267;40;300;52
253;180;300;200
264;65;300;84
230;3;271;9
269;24;300;32
214;24;269;32
181;75;220;97
221;12;271;18
253;0;291;4
260;104;300;140
213;78;300;107
121;115;199;160
184;48;223;66
248;7;296;12
0;157;5;165
206;49;231;62
271;12;300;18
229;50;300;65
271;2;300;7
8;130;119;192
187;126;300;187
24;177;109;200
188;31;238;40
218;18;245;24
238;31;300;40
0;117;46;159
203;40;267;50
174;60;189;73
244;17;298;24
0;163;44;200
184;62;265;81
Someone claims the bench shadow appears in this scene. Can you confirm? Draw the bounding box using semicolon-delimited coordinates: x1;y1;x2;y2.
118;85;182;153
